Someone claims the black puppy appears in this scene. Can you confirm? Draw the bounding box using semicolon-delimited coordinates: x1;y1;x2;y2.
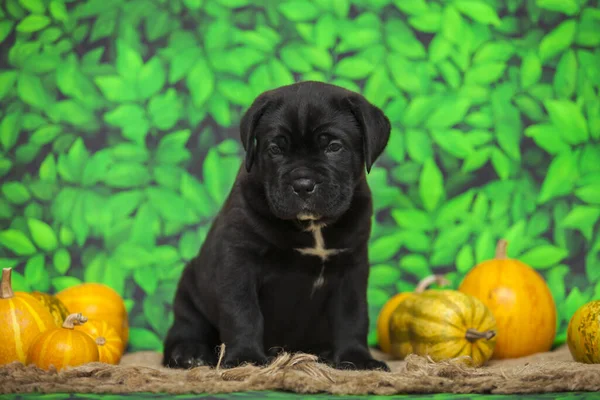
163;81;391;371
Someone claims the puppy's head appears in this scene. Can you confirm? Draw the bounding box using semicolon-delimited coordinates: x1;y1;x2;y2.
240;81;390;223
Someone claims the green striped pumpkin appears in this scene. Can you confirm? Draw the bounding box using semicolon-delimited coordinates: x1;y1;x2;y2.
389;289;497;367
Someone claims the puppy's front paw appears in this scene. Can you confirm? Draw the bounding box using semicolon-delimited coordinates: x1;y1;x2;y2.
336;358;390;371
221;348;268;369
163;341;215;369
334;349;390;372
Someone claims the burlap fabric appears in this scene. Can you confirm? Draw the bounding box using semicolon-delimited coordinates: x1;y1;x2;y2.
1;345;599;395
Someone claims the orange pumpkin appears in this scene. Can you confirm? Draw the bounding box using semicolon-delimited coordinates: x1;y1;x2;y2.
458;239;557;359
377;275;450;354
75;319;124;365
26;313;99;370
56;283;129;345
31;291;70;327
0;268;56;366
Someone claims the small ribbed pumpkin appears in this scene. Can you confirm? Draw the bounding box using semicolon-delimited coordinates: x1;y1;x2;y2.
458;239;557;359
567;300;600;364
75;319;124;365
377;275;450;354
56;283;129;345
26;313;99;370
0;268;56;366
30;291;70;327
389;290;497;367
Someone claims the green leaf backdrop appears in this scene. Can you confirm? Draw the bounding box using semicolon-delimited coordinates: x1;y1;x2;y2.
0;0;599;352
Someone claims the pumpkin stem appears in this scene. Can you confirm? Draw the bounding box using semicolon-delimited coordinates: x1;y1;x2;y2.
0;268;14;299
495;239;508;260
414;275;450;294
62;313;88;329
96;337;106;346
465;328;496;342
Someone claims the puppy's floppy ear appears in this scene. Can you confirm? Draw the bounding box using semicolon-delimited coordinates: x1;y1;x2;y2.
240;96;271;172
347;95;391;173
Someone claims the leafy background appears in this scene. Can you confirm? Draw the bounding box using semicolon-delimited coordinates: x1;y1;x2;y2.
0;0;599;353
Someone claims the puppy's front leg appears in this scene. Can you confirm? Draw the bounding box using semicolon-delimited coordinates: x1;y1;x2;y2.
217;255;268;368
329;256;390;371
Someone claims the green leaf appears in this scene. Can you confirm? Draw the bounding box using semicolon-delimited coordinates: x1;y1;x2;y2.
94;76;137;103
313;14;337;48
59;226;74;247
169;48;200;84
187;58;214;108
134;266;159;295
398;254;432;278
203;149;240;207
553;50;577;99
0;21;13;44
441;5;464;43
181;172;216;218
116;39;143;80
54;100;96;127
576;8;600;47
391;208;433;231
104;104;149;144
465;62;505;85
453;0;501;26
31;125;61;146
280;44;312;73
53;248;71;274
456;244;474;273
428;34;452;63
403;96;438;127
564;288;590;322
539;19;576;63
179;230;199;260
147;187;196;224
0;157;12;178
334;56;375;79
112;143;149;163
547;265;568;304
562;206;600;241
519;245;568;269
16;15;51;32
473;41;515;64
130;202;158;248
406;128;433;163
544;100;589;145
25;254;49;292
491;148;511;180
156;129;191;165
370;264;400;286
104;163;150;188
538;150;578;204
18;73;50;109
137;57;166;99
0;229;37;255
475;228;495;264
520;51;541;89
2;182;30;205
27;218;57;252
419;158;445;211
217;80;254;107
0;71;17;101
0;111;22;151
431;129;474;158
278;1;319;21
536;0;579;16
575;182;600;205
49;0;68;21
51;277;80;292
368;233;404;264
524;124;570;155
148;89;181;131
427;96;471;130
409;10;442;33
385;20;426;59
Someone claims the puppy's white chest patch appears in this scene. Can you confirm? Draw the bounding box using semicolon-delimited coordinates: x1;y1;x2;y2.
294;223;346;262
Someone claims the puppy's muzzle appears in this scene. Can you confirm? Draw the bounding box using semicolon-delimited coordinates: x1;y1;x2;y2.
292;178;316;200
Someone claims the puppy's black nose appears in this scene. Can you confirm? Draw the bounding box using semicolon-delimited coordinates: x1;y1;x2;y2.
292;178;316;198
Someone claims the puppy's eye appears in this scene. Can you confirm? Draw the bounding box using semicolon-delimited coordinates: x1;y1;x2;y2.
268;145;282;155
326;142;342;153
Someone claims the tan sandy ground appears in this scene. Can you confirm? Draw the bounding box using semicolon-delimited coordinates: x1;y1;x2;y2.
1;345;599;395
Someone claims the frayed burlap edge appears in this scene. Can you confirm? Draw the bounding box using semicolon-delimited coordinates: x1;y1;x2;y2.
1;345;599;395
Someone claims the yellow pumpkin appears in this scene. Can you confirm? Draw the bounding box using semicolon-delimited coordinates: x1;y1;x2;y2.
26;313;99;371
567;300;600;364
0;268;56;366
75;319;124;365
30;291;70;327
377;275;450;354
458;239;557;359
56;283;129;345
389;290;497;367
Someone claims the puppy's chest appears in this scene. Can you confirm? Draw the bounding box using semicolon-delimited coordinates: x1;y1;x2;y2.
293;223;348;263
